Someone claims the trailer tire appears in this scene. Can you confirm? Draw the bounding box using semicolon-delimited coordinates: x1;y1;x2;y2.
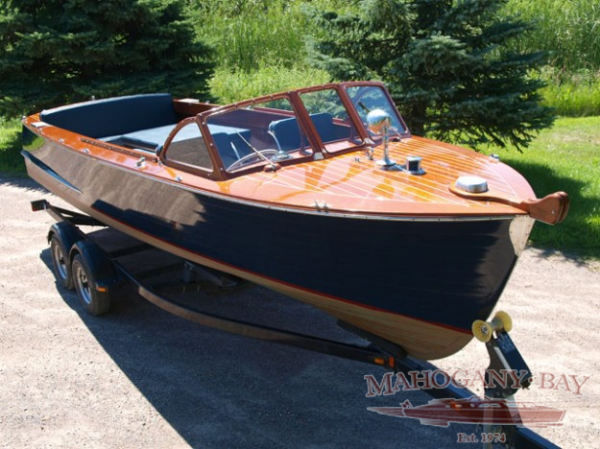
50;234;75;290
72;253;111;316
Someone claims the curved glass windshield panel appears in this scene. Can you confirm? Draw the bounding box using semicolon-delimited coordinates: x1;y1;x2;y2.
299;89;361;152
205;97;312;172
165;121;213;170
345;85;406;138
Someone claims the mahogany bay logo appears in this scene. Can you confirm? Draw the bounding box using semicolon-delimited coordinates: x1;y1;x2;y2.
368;396;565;429
364;370;589;428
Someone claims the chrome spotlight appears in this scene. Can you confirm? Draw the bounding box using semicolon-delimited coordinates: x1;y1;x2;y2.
366;109;396;167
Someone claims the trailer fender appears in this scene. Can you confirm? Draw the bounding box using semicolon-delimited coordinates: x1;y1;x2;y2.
69;240;123;289
47;221;83;249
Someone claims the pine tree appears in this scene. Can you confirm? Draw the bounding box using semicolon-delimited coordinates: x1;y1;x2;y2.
309;0;554;150
0;0;214;118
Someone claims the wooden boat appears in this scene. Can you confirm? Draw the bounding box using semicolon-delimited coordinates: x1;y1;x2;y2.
21;81;569;360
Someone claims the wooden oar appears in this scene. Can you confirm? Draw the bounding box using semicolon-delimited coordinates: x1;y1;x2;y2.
449;185;570;225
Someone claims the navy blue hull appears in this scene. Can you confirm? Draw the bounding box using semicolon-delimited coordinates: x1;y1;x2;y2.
94;190;516;331
23;139;521;357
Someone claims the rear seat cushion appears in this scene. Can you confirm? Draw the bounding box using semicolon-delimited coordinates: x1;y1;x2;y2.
115;123;252;152
40;94;177;139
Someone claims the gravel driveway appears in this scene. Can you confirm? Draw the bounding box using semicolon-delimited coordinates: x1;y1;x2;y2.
1;176;598;448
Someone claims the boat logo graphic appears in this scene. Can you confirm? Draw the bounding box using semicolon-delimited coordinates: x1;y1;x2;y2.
367;396;565;428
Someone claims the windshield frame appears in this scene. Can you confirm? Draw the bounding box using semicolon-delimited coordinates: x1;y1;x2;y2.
183;81;411;180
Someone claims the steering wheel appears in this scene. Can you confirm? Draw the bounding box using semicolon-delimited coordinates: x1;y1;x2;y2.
227;149;278;171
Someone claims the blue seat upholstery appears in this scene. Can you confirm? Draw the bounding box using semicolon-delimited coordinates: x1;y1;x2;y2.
117;124;182;149
40;94;178;139
211;129;253;167
268;116;305;152
309;112;336;141
109;121;254;151
268;112;345;152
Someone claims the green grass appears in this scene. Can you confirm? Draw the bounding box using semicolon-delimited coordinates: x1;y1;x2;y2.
0;118;23;174
190;0;310;73
209;65;331;104
188;0;351;73
188;0;336;104
505;0;600;71
538;68;600;117
483;117;600;258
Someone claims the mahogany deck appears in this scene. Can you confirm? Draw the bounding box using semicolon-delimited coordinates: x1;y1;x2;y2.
26;113;534;219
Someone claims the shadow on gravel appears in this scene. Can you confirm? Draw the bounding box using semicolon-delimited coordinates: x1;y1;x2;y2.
39;245;480;449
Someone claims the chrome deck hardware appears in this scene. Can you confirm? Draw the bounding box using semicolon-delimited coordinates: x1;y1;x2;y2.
456;175;489;193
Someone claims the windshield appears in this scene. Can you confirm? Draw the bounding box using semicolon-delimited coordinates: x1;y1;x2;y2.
199;83;408;176
299;88;362;153
205;96;314;173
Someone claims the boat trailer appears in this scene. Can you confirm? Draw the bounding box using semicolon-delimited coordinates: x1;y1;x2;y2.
33;199;559;449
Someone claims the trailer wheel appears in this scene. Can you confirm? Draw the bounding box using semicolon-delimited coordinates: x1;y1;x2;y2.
72;253;111;316
50;235;74;290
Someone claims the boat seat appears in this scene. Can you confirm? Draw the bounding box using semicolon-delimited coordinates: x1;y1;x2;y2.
110;124;185;149
268;116;306;152
211;130;253;167
40;94;178;140
268;112;346;151
110;124;197;150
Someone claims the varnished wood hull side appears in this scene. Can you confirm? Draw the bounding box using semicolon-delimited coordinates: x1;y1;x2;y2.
23;140;522;360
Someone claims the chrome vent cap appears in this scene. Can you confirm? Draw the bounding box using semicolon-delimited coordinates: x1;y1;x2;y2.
456;176;489;193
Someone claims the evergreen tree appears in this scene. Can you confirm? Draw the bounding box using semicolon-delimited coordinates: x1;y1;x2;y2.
0;0;214;118
309;0;554;150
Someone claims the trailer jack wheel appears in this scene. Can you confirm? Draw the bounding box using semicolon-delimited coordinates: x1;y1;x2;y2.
72;253;111;316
